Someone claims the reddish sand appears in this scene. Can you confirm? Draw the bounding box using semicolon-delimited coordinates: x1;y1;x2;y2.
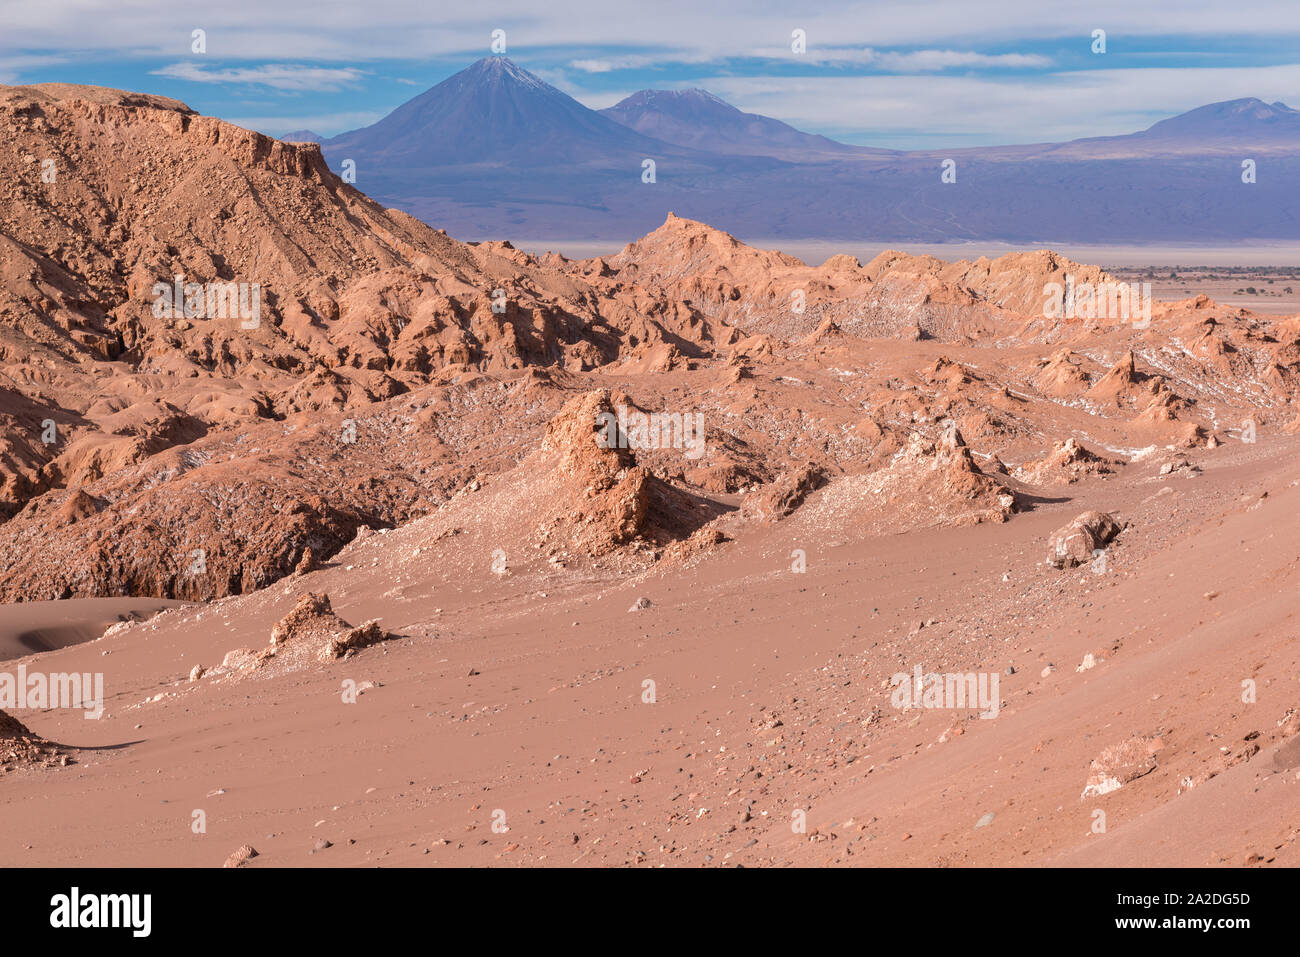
0;598;184;660
1;431;1297;866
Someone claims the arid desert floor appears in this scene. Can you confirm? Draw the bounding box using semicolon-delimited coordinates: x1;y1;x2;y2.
1;83;1298;868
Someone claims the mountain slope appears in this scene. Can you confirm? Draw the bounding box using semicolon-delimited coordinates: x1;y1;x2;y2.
1023;97;1300;159
278;128;322;143
600;88;884;159
1133;97;1300;148
0;82;731;598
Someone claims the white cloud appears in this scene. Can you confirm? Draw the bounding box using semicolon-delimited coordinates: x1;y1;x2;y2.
567;52;717;73
567;47;1051;75
151;62;366;91
870;50;1052;71
4;0;1300;63
570;59;617;73
737;46;1052;70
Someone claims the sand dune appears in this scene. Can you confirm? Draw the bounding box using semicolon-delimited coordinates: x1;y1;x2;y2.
0;599;184;660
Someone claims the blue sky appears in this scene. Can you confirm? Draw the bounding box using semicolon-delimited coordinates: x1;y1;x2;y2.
4;1;1300;148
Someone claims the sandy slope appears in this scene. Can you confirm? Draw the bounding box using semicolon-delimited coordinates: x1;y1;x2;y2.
0;598;184;660
1;430;1296;867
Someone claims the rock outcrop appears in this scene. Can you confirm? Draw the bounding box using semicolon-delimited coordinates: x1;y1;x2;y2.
1048;510;1124;568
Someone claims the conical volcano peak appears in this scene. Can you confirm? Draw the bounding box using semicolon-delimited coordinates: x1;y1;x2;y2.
463;55;549;90
321;54;665;167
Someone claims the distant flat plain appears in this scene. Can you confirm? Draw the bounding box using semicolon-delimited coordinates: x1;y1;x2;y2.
513;239;1300;315
513;238;1300;267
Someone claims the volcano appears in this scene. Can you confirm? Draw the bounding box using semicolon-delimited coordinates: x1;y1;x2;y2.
323;56;674;168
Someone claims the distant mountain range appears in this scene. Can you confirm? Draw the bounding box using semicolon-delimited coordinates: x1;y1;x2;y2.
598;88;883;160
279;129;322;143
309;57;1300;243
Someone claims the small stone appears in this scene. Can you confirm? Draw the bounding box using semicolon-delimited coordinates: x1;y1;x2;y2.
1081;735;1163;799
294;547;318;575
223;844;258;868
1047;511;1123;569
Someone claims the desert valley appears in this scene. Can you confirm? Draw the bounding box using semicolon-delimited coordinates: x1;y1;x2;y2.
0;78;1296;874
